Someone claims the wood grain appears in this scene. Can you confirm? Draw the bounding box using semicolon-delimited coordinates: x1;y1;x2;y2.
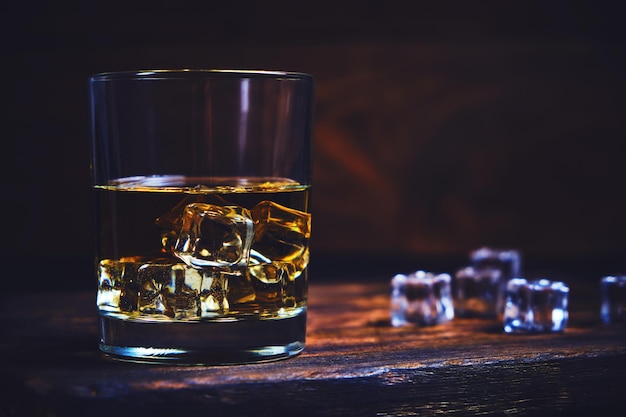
1;279;624;416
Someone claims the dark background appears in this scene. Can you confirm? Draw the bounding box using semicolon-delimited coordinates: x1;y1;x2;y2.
3;0;626;291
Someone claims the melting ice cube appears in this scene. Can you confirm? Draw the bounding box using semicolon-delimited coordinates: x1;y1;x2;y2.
174;203;253;271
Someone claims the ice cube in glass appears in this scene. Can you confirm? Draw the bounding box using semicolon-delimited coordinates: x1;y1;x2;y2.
174;203;254;271
249;200;311;283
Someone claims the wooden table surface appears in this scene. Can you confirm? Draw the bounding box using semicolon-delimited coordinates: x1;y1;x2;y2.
1;278;625;416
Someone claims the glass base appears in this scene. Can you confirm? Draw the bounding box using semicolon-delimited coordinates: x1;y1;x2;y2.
98;310;306;365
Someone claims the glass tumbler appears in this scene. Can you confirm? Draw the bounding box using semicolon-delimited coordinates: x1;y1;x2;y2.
89;69;314;364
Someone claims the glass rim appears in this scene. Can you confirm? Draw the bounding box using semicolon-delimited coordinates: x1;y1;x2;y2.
89;69;313;81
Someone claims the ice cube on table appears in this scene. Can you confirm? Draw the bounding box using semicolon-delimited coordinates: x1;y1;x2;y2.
503;278;569;333
174;203;253;271
469;247;522;315
453;266;502;318
249;201;311;283
601;275;626;325
391;271;454;327
470;247;521;280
